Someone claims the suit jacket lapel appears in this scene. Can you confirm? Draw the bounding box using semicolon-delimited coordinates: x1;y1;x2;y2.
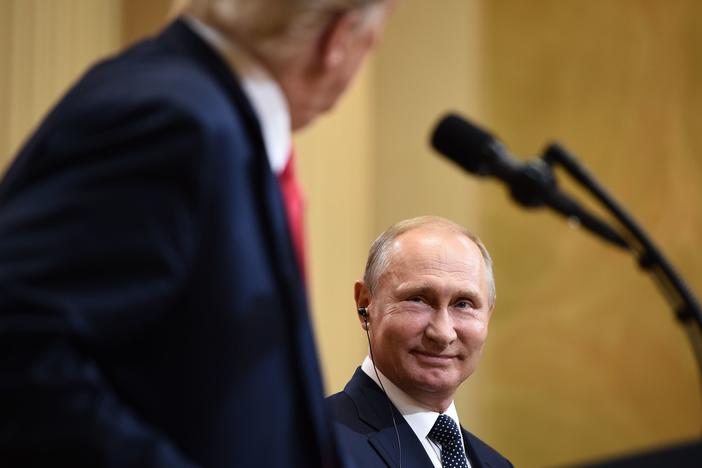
345;369;435;468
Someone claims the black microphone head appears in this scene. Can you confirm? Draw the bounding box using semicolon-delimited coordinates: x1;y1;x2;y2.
430;113;498;176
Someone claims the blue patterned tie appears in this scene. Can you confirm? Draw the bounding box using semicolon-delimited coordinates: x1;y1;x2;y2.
428;414;469;468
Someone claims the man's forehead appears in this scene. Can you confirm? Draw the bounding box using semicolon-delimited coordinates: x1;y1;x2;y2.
384;257;483;285
382;231;484;280
390;227;478;262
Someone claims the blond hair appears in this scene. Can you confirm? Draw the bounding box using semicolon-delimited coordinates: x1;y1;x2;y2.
187;0;387;62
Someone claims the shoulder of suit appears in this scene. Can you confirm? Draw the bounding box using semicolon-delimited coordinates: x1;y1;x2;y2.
463;429;513;467
326;390;356;415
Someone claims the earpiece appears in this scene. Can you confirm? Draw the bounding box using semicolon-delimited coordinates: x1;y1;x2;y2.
357;307;369;329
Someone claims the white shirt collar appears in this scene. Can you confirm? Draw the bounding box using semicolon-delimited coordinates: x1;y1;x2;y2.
182;15;291;174
361;356;471;468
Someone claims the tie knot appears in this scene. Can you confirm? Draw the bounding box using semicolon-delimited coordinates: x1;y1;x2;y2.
428;414;462;447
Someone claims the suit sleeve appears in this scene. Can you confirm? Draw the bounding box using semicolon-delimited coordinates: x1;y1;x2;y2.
0;99;208;467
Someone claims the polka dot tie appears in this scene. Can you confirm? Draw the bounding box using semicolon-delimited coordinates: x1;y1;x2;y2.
428;414;469;468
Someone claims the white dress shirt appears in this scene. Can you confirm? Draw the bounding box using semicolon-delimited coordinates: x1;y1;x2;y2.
182;15;291;175
361;356;472;468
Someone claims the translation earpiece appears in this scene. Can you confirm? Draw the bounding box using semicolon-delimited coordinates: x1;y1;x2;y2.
357;307;369;329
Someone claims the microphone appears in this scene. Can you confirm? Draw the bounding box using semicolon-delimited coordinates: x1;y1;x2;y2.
431;114;521;183
430;113;629;249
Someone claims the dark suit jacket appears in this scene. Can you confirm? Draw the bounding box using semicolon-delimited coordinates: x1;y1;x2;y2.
327;368;512;468
0;19;337;468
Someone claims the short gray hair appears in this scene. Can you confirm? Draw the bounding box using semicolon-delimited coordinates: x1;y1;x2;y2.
363;216;497;310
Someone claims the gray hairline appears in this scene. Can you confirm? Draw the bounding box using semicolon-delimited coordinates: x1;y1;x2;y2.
362;216;497;310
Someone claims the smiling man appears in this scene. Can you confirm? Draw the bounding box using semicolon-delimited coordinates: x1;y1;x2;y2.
327;216;512;468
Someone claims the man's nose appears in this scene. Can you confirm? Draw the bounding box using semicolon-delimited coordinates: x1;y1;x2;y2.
425;308;457;347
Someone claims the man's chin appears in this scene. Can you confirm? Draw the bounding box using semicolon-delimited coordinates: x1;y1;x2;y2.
291;112;316;131
408;370;459;395
403;379;458;411
292;100;337;131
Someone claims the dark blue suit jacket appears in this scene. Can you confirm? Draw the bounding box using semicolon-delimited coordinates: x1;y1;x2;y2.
327;369;512;468
0;19;337;468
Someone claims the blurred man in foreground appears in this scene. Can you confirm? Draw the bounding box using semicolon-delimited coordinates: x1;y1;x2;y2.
0;0;395;466
328;216;512;467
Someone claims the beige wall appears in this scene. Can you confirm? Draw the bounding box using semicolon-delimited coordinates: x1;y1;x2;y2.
1;1;700;467
0;0;123;171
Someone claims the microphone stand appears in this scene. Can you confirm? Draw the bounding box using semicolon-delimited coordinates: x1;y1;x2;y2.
537;143;702;388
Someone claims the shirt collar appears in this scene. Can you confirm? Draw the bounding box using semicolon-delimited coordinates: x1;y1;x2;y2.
361;355;462;440
182;15;291;174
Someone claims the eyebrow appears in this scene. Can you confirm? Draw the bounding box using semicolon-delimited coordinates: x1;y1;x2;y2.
397;284;484;307
397;285;435;297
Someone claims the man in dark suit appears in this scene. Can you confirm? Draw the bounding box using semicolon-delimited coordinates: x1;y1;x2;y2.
328;216;513;468
0;0;395;466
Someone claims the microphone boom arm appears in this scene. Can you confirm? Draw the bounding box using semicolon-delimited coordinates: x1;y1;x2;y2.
542;143;702;384
502;155;630;249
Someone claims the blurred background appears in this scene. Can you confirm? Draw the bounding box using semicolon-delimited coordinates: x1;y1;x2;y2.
1;0;700;466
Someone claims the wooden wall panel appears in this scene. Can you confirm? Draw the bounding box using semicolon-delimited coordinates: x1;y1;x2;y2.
0;0;122;171
122;0;174;46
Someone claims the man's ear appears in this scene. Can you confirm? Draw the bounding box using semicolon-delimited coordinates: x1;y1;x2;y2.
354;280;371;327
319;11;363;69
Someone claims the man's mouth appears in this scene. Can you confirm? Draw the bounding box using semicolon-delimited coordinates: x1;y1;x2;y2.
412;350;456;365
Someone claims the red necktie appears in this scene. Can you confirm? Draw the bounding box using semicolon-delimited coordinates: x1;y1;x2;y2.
278;148;307;281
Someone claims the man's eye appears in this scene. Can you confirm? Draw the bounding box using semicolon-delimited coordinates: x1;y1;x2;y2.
408;296;424;303
455;300;472;309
